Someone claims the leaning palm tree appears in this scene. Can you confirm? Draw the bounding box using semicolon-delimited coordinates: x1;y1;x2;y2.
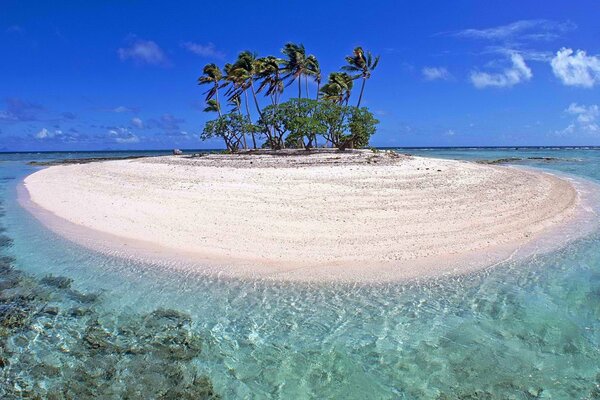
319;83;342;103
281;42;309;98
223;65;250;149
203;99;220;113
198;63;224;117
320;72;354;148
233;51;264;118
342;47;380;107
256;56;285;105
320;72;354;105
307;55;321;100
228;52;270;148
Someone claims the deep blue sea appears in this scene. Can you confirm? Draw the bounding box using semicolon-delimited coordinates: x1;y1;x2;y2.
0;148;599;399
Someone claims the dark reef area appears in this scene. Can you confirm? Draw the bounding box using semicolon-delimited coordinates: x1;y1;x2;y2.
28;156;148;166
0;198;221;399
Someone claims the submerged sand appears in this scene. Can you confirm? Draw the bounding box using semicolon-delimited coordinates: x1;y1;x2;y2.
22;151;585;282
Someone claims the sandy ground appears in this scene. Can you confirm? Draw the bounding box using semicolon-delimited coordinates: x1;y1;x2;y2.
22;151;585;282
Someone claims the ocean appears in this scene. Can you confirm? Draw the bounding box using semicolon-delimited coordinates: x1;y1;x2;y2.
0;147;599;399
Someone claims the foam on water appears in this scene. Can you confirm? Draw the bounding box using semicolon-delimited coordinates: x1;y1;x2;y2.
1;150;600;398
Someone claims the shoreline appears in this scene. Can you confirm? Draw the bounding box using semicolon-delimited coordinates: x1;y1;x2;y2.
20;153;600;283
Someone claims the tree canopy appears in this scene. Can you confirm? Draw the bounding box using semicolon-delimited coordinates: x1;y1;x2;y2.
197;43;380;151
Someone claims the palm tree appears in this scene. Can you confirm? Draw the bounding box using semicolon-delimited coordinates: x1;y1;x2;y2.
233;51;264;118
307;55;321;100
223;64;250;149
342;47;380;107
227;52;272;148
319;72;354;105
203;99;220;113
281;43;309;98
254;56;287;148
198;63;224;117
227;94;248;150
319;72;354;148
256;56;285;105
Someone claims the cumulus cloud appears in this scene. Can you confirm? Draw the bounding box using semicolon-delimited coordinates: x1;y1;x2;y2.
452;19;575;42
550;48;600;88
422;67;451;81
118;38;168;66
108;127;140;143
131;117;144;128
115;135;140;144
563;103;599;134
34;128;81;142
35;128;50;139
470;53;532;88
181;42;224;59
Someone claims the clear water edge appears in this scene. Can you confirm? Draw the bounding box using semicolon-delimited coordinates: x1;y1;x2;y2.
0;148;600;398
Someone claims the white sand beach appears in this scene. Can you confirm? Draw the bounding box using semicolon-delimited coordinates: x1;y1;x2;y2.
22;151;584;282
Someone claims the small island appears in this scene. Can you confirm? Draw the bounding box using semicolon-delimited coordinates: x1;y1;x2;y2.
20;43;593;283
23;148;586;282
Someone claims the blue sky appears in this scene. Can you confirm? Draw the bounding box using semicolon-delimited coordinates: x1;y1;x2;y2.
1;0;600;151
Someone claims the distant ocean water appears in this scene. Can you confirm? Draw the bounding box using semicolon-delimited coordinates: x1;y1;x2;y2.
0;147;599;398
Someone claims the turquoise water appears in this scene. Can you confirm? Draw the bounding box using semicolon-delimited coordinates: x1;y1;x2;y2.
1;148;600;398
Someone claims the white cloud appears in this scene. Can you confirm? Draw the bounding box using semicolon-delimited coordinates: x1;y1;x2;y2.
422;67;451;81
34;128;72;141
118;39;167;66
131;117;144;128
445;129;456;136
449;20;574;67
550;48;600;88
115;135;140;144
181;42;224;59
0;111;17;121
452;19;575;41
108;127;140;144
565;103;599;133
35;128;50;139
483;46;553;62
113;106;134;113
470;53;532;88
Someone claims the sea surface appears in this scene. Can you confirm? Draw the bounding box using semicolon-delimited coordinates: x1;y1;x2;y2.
0;148;599;399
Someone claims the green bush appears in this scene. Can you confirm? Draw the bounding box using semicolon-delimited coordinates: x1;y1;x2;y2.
201;114;255;152
258;99;378;150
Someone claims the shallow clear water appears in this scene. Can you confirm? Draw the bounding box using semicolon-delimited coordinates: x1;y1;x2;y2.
1;148;600;399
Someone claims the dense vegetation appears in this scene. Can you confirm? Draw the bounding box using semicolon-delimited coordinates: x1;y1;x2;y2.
198;43;380;151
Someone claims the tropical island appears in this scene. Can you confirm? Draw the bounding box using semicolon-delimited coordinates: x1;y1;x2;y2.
20;43;595;283
6;2;600;397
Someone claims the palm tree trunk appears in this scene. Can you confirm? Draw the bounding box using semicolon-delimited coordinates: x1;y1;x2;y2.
250;81;263;118
316;82;320;100
215;85;222;118
298;76;302;99
236;107;248;150
243;90;256;149
305;76;309;98
357;77;366;108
